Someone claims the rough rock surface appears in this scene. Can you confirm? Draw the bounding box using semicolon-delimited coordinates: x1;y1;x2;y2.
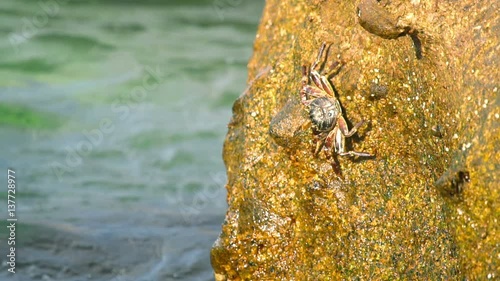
211;0;499;279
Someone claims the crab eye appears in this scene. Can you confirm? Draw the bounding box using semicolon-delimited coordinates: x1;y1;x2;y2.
328;111;334;118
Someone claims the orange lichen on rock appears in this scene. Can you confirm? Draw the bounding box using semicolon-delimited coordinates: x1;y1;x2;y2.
211;0;499;279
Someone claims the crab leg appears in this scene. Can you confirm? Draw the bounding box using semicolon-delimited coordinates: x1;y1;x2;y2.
337;116;365;137
336;117;373;157
310;42;327;71
301;85;329;104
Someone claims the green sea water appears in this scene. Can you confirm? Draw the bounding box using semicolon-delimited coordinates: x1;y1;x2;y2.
0;1;264;280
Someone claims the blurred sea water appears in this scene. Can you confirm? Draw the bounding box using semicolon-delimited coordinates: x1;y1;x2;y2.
0;0;264;280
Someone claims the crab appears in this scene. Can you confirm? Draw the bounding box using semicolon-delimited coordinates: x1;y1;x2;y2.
300;42;373;159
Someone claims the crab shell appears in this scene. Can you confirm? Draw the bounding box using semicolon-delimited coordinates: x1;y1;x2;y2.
309;97;342;132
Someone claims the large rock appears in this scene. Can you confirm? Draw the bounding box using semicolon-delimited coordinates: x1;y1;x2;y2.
211;0;499;279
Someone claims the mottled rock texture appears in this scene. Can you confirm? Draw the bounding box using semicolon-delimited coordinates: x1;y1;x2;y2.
211;0;499;279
